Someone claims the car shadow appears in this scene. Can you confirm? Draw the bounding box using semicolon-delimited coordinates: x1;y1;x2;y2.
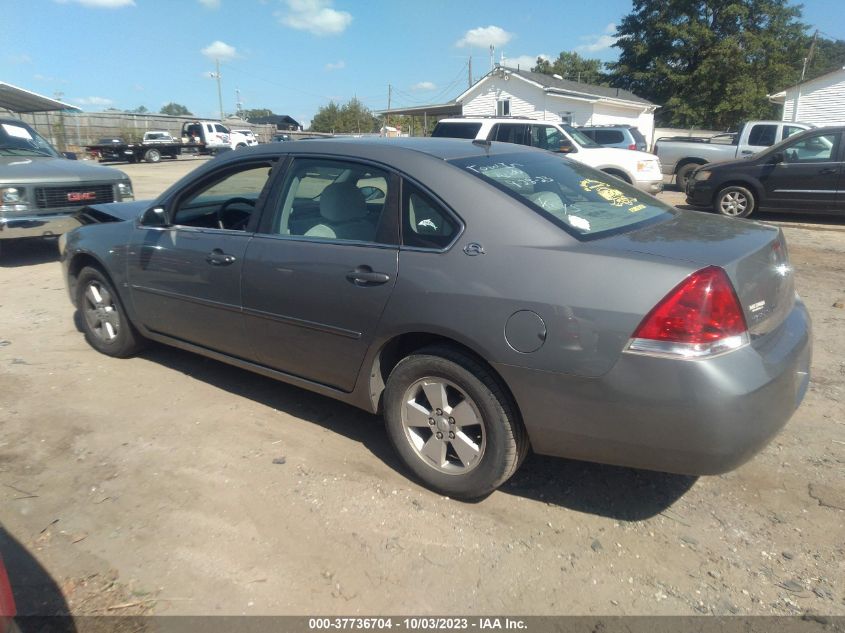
136;344;696;520
0;239;60;268
675;203;845;228
0;527;76;632
502;454;697;521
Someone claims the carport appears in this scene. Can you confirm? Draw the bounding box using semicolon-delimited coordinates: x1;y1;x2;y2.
375;102;462;136
1;81;81;151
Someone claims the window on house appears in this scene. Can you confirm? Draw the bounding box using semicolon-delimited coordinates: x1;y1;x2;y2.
497;99;511;116
559;112;573;125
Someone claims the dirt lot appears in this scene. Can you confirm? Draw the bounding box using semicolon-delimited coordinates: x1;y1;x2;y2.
1;156;843;618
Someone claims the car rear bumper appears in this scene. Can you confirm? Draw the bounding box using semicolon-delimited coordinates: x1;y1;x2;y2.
0;213;80;239
495;299;812;475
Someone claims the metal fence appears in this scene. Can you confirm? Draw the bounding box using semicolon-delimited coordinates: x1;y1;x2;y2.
3;110;279;152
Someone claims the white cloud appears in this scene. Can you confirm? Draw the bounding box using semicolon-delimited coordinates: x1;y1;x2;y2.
456;25;512;48
54;0;135;7
7;54;32;64
577;23;617;53
325;60;346;71
279;0;352;36
501;54;548;70
74;96;114;106
411;81;436;91
198;0;220;8
201;40;238;61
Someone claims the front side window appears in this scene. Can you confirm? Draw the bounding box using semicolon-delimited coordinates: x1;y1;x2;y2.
401;183;459;250
214;124;229;134
783;133;839;163
530;125;565;151
782;125;805;141
268;158;393;244
171;162;274;230
497;99;511;116
451;152;673;239
747;124;777;147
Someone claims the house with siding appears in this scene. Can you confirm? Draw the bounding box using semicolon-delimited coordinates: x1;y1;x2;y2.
769;66;845;126
454;67;658;143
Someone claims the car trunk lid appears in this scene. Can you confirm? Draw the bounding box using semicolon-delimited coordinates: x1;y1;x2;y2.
598;210;795;336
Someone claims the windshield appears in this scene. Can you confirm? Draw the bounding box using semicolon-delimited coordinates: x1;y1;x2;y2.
0;121;60;157
450;151;673;239
562;125;601;148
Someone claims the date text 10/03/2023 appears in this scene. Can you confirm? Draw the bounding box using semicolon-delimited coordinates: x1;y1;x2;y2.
308;617;528;630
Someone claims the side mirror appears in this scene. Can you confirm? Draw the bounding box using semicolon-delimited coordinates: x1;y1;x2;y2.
769;151;784;164
557;142;574;154
62;151;78;160
141;206;169;227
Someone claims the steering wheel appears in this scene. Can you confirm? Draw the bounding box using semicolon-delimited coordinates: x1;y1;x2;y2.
217;197;256;230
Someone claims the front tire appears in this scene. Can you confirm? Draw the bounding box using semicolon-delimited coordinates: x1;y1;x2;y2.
383;346;526;499
715;185;755;218
76;266;144;357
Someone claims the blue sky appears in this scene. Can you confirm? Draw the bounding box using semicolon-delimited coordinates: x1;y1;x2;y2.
3;0;845;127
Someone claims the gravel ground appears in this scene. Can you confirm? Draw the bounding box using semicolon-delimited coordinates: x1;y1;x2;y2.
0;156;843;617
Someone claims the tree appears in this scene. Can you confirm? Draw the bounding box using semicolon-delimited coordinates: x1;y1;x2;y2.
160;102;192;116
310;98;379;133
129;105;148;114
532;52;607;85
804;37;845;81
242;108;275;121
607;0;809;129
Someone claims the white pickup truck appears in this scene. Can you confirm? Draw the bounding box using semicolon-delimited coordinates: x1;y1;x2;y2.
654;120;814;189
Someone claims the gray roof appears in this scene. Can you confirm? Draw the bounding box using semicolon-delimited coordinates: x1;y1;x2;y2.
506;69;655;106
0;82;81;113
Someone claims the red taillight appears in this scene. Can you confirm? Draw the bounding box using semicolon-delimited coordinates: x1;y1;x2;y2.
628;143;637;150
629;266;748;358
0;556;15;621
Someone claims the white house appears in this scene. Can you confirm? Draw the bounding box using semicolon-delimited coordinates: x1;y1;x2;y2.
454;67;658;143
769;66;845;126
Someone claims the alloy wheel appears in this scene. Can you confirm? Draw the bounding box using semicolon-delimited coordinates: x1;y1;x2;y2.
82;281;120;343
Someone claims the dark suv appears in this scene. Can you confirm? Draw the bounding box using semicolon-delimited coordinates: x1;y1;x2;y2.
578;124;648;152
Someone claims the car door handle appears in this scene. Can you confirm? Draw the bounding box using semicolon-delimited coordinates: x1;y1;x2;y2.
206;248;237;266
346;267;390;285
740;150;753;155
818;167;839;175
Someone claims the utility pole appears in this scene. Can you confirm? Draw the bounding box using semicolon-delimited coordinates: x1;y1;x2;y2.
468;56;473;88
235;87;243;118
386;84;392;131
800;30;818;82
53;90;66;152
209;59;224;121
489;45;495;71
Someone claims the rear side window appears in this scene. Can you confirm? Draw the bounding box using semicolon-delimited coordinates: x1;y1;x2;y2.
594;130;625;144
401;183;459;250
747;124;777;147
492;123;529;145
450;152;673;240
431;122;482;139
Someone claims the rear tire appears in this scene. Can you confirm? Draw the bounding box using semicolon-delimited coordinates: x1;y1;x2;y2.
76;266;144;357
675;162;702;190
383;345;527;499
715;185;755;218
144;148;161;163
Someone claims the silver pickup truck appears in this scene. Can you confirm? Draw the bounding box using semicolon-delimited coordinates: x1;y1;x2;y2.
655;120;813;189
1;118;134;254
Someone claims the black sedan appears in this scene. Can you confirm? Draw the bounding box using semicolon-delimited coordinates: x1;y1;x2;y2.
686;126;844;217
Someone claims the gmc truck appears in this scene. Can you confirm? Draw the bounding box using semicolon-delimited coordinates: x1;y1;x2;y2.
655;120;814;189
1;118;133;254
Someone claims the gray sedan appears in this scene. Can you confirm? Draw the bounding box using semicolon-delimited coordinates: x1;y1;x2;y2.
60;139;812;499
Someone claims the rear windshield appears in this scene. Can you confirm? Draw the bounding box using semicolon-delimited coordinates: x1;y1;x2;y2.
450;151;673;239
432;122;482;139
629;127;647;143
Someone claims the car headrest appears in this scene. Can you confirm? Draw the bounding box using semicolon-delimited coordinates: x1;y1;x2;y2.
320;182;368;222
